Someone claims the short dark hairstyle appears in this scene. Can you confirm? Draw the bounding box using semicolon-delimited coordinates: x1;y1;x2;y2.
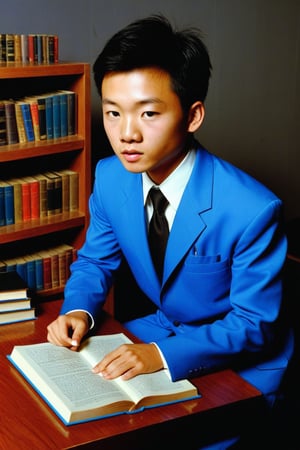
93;14;212;111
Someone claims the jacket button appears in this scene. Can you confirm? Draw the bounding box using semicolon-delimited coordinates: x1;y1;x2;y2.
173;320;180;327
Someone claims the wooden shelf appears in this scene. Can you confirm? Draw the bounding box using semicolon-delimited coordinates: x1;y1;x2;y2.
0;62;91;299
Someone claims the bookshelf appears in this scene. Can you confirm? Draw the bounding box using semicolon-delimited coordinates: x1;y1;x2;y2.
0;62;91;300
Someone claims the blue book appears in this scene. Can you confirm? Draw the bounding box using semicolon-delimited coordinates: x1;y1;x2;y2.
45;95;53;140
0;181;5;226
59;92;68;137
24;256;36;290
3;181;14;225
34;256;44;290
52;93;61;139
59;90;76;135
20;102;35;142
16;258;27;283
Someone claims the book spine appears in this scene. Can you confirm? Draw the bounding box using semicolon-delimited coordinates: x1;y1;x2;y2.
69;171;79;211
0;34;6;62
45;96;53;140
0;183;5;226
15;257;27;282
67;92;76;135
42;255;52;290
29;180;40;219
0;102;7;146
28;34;34;63
15;103;27;144
20;103;35;142
59;93;68;137
4;101;19;144
25;257;36;290
34;256;44;290
36;34;43;64
9;179;23;224
52;94;61;139
37;97;47;140
33;174;47;217
4;183;14;225
50;251;59;288
21;178;31;221
20;34;28;63
14;34;22;62
29;100;40;141
5;34;14;62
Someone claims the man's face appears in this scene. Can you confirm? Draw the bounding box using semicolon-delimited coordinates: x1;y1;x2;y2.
101;68;190;184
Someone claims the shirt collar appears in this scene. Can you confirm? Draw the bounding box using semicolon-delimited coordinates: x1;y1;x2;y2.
142;149;196;209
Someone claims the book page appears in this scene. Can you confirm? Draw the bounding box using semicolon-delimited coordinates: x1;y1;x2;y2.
80;334;198;408
117;370;198;408
79;333;133;366
10;342;134;422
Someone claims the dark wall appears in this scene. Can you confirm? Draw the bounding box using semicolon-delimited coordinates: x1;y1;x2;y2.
1;0;299;221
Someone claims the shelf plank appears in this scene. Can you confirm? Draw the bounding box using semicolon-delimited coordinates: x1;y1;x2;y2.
0;211;86;244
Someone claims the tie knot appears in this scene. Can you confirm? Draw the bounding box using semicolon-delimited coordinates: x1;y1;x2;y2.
149;187;168;215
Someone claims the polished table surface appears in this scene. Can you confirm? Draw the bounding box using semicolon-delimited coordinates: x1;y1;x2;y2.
0;300;263;449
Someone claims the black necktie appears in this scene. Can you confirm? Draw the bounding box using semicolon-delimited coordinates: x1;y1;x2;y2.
148;187;169;281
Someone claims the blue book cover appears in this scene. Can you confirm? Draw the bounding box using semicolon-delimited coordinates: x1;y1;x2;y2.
3;181;14;225
0;181;5;226
34;256;44;290
52;93;61;139
25;257;36;290
59;92;68;137
20;102;35;142
16;258;27;283
45;95;53;140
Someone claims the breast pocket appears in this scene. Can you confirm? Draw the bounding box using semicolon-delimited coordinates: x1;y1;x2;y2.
184;255;231;304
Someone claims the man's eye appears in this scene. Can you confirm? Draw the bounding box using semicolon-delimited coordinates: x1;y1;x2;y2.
107;111;119;117
143;111;157;118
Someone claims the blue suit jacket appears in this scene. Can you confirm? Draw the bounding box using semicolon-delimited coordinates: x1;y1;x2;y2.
62;145;293;399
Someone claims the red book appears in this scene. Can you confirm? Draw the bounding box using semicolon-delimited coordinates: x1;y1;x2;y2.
21;176;40;219
38;250;52;290
28;34;35;63
28;177;40;219
20;178;31;221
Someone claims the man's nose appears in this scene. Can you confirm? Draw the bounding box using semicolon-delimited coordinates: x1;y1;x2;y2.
120;118;142;142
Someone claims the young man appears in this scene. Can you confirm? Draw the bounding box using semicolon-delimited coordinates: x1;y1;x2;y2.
47;15;293;448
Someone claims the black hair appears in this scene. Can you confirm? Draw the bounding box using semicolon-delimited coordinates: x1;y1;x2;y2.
93;14;212;111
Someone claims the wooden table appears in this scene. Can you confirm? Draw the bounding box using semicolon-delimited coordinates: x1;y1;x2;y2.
0;300;263;449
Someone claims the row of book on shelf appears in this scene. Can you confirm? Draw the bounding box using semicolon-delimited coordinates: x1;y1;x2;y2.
0;89;77;146
0;243;77;325
0;169;79;226
0;33;59;64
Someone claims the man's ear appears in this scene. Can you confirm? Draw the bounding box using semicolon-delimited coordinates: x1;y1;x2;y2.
187;101;205;132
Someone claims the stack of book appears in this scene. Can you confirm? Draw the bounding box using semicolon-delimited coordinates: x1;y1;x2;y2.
0;271;35;325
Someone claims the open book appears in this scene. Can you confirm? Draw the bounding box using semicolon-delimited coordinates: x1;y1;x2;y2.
8;333;200;425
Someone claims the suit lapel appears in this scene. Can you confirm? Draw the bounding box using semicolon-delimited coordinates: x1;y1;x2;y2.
163;149;214;284
118;174;162;297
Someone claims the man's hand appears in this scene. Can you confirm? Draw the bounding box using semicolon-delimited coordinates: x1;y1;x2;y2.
92;343;164;380
47;311;89;351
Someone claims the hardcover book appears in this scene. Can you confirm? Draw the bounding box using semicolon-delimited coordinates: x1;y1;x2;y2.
4;100;19;144
0;101;7;146
0;307;35;325
8;333;199;425
19;102;35;142
0;271;29;301
7;178;23;224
